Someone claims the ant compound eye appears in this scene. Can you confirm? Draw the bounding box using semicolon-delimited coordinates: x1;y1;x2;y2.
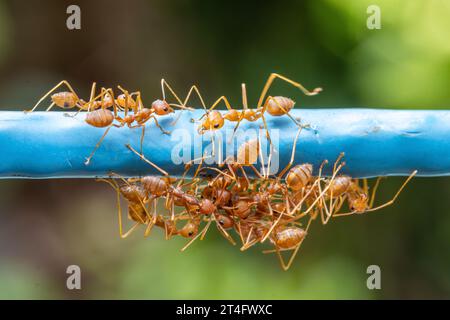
188;231;193;237
163;107;168;111
214;124;220;128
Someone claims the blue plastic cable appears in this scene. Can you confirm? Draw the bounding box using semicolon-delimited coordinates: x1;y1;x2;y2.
0;109;449;179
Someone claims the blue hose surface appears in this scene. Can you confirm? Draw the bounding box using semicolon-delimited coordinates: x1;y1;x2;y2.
0;109;449;179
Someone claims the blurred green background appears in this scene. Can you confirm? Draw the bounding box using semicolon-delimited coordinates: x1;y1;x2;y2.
0;0;449;299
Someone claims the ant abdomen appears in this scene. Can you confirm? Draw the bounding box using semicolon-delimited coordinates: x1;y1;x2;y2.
285;164;313;191
273;226;307;249
127;202;148;224
328;176;352;197
85;109;114;128
120;185;147;203
51;92;78;109
140;176;168;196
266;96;295;116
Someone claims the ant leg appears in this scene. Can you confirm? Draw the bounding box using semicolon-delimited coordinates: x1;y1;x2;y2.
256;129;267;178
177;152;210;187
369;177;383;208
240;226;255;251
265;144;274;178
117;85;134;115
45;102;56;112
253;96;280;147
149;115;171;135
128;91;144;113
67;86;110;118
332;209;355;218
276;126;303;179
363;178;369;196
315;160;333;225
282;214;314;271
105;176;153;230
212;214;236;245
144;198;158;237
85;125;112;165
85;122;123;165
261;206;284;243
170;85;205;125
324;154;346;217
333;152;345;173
208;95;234;113
235;222;246;246
160;79;184;105
97;178;140;239
181;85;206;109
299;161;345;217
26;80;80;113
89;82;97;102
126;144;169;176
229;84;250;141
257;73;323;108
365;170;417;212
259;113;273;148
329;196;345;216
275;246;289;271
140;125;145;155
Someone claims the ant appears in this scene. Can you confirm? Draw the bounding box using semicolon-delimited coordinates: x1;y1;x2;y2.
196;73;322;146
97;177;173;239
84;82;197;165
329;170;417;218
25;80;100;113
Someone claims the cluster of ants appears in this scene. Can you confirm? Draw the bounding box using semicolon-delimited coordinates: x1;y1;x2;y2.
99;134;415;271
25;73;322;164
26;74;416;270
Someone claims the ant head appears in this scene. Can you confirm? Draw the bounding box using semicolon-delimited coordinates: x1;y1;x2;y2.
216;214;234;229
202;110;224;131
350;194;369;213
179;220;199;238
152;99;174;115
